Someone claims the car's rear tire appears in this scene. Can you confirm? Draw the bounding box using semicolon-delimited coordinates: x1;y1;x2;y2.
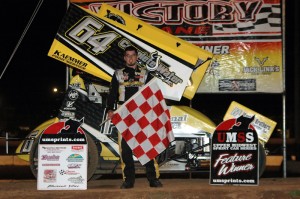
259;142;266;177
29;133;99;181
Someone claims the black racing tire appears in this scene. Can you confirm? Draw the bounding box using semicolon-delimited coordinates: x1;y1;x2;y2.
86;133;100;181
259;142;266;177
29;133;99;181
29;134;41;179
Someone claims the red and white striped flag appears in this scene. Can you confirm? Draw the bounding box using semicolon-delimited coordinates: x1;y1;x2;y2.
111;79;174;165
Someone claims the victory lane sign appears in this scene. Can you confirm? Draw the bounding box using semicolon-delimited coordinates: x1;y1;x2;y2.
210;115;259;186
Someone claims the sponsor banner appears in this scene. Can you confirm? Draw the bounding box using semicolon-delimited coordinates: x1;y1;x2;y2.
223;101;277;143
169;105;216;137
70;0;283;94
49;3;213;101
197;42;283;93
210;117;259;186
37;119;87;190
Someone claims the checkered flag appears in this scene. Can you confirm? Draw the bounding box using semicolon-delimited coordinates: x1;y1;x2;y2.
111;79;174;165
214;4;281;33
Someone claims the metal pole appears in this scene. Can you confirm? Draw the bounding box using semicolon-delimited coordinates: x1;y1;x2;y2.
5;132;8;154
0;0;44;79
66;0;70;91
282;0;287;178
282;94;287;178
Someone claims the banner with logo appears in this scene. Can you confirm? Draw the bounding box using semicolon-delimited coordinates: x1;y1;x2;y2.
37;119;87;190
48;3;213;101
69;0;284;93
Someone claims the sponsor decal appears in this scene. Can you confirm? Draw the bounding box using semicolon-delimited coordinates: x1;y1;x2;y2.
205;60;220;77
20;130;39;153
69;185;80;188
171;115;188;129
41;155;60;161
41;146;66;153
219;79;256;91
72;145;84;151
60;110;75;118
243;57;280;75
105;9;126;24
138;51;162;71
62;101;76;111
68;90;79;101
171;115;188;122
52;50;88;69
66;154;84;162
42;163;60;167
68;176;85;184
43;169;57;183
59;169;80;176
69;83;81;89
47;185;67;188
66;101;76;108
67;163;81;169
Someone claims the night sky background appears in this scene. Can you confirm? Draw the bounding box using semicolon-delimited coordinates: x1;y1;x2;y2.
0;0;299;147
0;1;67;133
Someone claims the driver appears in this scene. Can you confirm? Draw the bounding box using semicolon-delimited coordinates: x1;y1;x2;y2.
106;46;163;189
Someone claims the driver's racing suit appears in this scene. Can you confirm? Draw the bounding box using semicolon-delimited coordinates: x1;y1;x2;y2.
106;66;160;186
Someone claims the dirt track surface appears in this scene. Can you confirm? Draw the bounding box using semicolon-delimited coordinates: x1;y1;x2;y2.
0;177;300;199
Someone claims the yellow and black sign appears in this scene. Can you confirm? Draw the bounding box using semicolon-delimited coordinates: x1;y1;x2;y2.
48;3;213;100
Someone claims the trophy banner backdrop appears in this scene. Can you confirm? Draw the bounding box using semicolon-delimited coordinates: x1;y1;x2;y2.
69;0;284;94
